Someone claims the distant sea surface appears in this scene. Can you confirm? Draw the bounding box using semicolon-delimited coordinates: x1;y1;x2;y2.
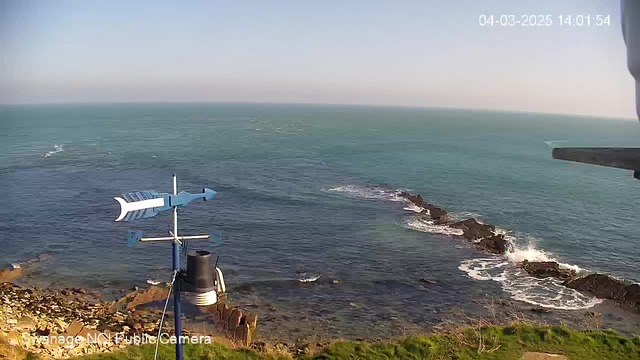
1;103;640;339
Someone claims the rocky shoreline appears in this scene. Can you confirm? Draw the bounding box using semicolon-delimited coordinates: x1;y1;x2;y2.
398;191;640;315
0;281;185;358
0;258;257;359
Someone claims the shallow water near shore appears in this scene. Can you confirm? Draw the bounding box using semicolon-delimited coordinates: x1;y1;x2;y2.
2;103;640;340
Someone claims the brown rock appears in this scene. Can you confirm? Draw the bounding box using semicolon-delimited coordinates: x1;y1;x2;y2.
530;307;552;313
15;316;36;331
474;234;508;254
227;310;242;331
110;286;170;311
426;207;448;223
623;284;640;311
406;194;427;208
450;218;495;240
564;274;626;301
65;320;84;337
0;268;23;283
38;252;54;262
521;261;576;280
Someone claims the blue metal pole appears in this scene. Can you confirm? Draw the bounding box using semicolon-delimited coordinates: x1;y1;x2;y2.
173;242;183;360
172;175;183;360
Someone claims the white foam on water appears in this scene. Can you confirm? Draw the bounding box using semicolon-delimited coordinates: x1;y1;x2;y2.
11;263;21;269
403;204;424;213
459;258;506;280
298;276;320;283
146;279;161;286
459;235;598;310
505;238;583;273
404;217;464;236
327;185;403;202
449;211;483;222
43;144;64;158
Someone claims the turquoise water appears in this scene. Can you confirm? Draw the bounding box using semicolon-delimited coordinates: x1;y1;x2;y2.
1;103;640;339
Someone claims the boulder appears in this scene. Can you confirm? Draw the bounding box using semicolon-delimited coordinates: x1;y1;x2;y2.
521;261;576;280
0;268;23;283
563;274;626;301
110;286;169;311
450;218;495;240
426;207;448;223
400;193;428;208
622;284;640;311
15;315;37;331
474;234;508;254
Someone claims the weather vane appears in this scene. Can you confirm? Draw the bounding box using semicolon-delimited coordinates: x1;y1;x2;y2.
114;174;222;360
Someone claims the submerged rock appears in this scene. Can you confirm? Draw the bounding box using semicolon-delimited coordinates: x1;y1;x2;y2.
521;260;576;280
0;268;24;283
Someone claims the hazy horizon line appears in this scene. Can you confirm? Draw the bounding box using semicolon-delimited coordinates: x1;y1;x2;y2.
0;99;637;122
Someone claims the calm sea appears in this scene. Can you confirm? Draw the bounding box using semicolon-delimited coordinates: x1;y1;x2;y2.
1;103;640;339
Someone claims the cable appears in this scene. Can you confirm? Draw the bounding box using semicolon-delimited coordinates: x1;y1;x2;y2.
154;270;178;360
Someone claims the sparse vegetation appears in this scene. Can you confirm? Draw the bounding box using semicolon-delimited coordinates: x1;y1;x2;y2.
56;323;640;360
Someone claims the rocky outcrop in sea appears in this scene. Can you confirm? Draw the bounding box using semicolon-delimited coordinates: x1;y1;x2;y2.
399;190;640;314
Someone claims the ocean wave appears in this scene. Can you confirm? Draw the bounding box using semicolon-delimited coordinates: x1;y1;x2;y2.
296;271;321;283
43;144;64;158
404;217;463;236
403;204;424;213
327;185;404;202
449;211;483;222
459;241;598;310
458;257;507;281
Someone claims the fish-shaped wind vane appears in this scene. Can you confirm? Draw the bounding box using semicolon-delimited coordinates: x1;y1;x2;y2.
114;188;216;222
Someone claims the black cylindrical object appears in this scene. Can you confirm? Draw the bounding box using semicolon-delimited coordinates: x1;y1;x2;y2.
185;250;215;291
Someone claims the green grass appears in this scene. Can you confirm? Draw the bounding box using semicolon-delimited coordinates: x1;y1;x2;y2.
73;342;289;360
36;324;640;359
308;324;640;360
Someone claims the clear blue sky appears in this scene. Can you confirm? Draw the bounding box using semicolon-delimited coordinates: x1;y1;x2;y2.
0;0;634;118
